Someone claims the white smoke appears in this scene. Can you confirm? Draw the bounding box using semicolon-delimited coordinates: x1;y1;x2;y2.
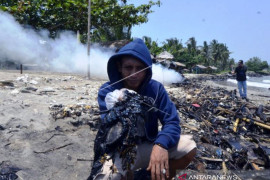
0;11;183;84
152;64;184;85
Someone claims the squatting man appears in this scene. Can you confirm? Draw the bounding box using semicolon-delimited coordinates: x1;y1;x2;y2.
90;39;196;180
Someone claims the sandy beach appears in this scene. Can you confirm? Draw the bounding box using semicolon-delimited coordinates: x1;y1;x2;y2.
0;70;104;180
0;70;269;180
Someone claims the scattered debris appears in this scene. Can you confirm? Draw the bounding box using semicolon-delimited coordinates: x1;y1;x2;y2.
39;87;55;94
0;125;5;131
10;89;19;94
0;80;14;87
33;143;73;154
44;133;65;143
49;104;99;122
16;74;29;83
169;80;270;171
0;161;21;180
29;80;38;85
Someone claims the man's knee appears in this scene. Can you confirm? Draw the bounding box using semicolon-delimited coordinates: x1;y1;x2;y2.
185;147;197;162
171;147;196;167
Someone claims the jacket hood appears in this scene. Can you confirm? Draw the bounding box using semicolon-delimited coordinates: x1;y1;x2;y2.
107;38;152;91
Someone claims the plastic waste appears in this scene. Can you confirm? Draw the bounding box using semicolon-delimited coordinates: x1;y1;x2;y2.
105;89;136;109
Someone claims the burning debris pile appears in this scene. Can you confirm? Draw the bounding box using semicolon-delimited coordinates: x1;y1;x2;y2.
168;81;270;172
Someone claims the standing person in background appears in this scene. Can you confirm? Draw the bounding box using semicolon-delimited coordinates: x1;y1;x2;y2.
232;60;248;100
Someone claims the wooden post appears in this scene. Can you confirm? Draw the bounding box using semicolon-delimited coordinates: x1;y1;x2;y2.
87;0;91;79
77;30;80;43
20;64;23;74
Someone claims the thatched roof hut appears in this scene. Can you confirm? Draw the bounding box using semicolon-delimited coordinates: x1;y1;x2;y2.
156;51;174;60
208;66;218;70
206;66;218;74
195;65;207;69
173;61;186;67
192;64;207;74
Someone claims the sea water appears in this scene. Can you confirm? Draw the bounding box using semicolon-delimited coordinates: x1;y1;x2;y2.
227;76;270;89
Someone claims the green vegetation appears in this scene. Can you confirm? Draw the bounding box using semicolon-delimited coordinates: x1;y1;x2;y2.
0;0;160;42
245;57;269;73
143;37;235;71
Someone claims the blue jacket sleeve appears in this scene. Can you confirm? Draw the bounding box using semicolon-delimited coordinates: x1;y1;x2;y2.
97;82;113;123
154;85;181;149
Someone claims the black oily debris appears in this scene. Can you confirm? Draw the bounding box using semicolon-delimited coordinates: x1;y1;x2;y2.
171;82;270;172
0;161;21;180
88;91;155;180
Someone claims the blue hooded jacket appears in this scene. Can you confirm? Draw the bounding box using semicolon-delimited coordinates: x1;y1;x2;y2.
98;39;180;149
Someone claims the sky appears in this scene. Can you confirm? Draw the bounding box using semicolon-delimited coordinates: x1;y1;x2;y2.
130;0;270;64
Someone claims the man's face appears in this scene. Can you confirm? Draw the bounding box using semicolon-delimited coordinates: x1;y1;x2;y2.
118;56;146;91
238;63;243;67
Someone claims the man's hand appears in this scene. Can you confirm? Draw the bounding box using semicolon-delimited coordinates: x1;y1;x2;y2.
147;144;169;180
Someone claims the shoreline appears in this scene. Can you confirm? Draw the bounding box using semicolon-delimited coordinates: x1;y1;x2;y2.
183;73;270;106
206;80;270;105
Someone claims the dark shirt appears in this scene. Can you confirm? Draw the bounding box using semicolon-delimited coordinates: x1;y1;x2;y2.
235;66;247;81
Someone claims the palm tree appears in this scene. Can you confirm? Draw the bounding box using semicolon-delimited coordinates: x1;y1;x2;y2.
143;36;152;49
186;37;198;56
162;38;183;61
142;36;162;56
219;44;230;70
209;39;220;66
201;41;210;65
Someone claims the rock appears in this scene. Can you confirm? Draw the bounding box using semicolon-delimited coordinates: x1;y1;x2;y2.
20;89;31;93
0;125;5;130
25;87;38;91
0;80;14;87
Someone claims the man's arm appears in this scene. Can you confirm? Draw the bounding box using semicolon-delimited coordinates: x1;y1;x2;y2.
147;84;180;180
244;66;247;72
231;66;237;74
97;82;114;123
154;85;181;149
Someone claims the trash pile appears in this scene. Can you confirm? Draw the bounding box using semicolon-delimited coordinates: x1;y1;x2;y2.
49;103;100;128
169;80;270;172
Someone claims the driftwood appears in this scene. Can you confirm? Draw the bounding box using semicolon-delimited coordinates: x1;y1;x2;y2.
242;118;270;130
233;118;240;132
200;157;228;162
44;133;64;143
182;124;199;131
33;143;73;154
